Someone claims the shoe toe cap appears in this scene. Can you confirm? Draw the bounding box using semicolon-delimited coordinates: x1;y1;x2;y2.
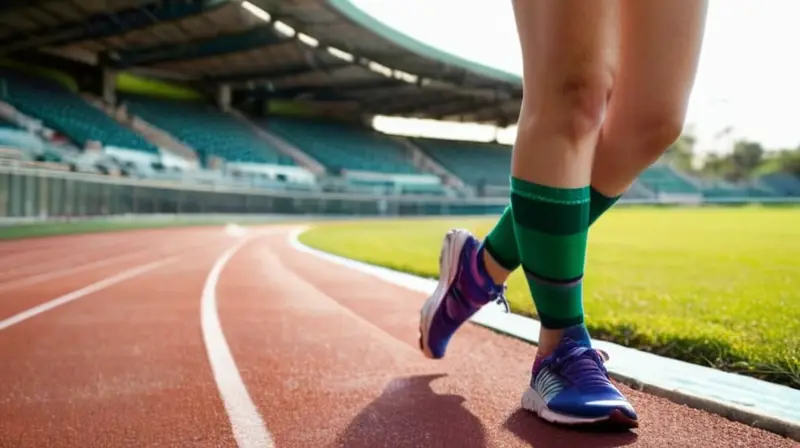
549;388;638;421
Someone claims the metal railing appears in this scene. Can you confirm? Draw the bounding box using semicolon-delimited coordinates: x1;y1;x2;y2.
1;165;797;223
0;165;511;220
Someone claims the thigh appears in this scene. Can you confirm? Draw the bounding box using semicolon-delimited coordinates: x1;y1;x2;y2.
513;0;618;109
511;0;619;186
604;0;708;134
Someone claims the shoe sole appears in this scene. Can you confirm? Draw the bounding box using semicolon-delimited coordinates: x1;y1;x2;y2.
521;387;638;429
418;228;470;359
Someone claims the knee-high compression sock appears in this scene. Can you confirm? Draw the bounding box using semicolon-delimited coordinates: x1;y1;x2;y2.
482;206;520;271
479;186;620;272
589;187;621;226
511;177;591;341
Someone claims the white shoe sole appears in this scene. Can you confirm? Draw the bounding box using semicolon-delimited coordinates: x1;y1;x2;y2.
521;387;638;428
418;228;471;359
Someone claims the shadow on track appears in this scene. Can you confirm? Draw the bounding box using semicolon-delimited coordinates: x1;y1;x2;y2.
337;373;487;447
337;373;639;448
504;408;638;448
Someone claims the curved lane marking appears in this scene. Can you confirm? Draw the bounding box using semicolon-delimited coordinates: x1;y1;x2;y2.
201;235;275;448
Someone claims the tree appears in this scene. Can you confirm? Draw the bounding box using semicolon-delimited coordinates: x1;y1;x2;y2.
664;133;696;172
730;140;764;179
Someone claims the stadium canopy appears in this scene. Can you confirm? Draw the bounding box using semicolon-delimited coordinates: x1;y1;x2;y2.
0;0;523;126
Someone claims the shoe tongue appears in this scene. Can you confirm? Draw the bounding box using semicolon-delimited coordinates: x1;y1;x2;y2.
561;324;592;348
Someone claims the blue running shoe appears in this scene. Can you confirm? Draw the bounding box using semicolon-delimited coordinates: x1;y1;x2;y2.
522;332;639;428
419;228;507;359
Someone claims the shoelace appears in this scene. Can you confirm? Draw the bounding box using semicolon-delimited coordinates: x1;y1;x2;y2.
547;345;611;390
491;284;510;313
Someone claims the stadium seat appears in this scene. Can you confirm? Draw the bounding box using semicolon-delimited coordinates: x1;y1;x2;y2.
0;116;19;129
122;95;294;167
0;69;158;154
758;172;800;196
636;164;701;195
264;117;418;174
698;178;778;198
411;137;512;188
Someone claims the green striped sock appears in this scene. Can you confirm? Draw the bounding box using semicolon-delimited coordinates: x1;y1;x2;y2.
589;187;620;226
481;187;619;272
511;177;590;329
483;206;520;270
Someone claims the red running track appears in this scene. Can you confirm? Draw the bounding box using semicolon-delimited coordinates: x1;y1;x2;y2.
0;226;796;448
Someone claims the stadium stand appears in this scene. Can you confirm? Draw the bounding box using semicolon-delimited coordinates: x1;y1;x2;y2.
264;117;416;174
0;69;158;154
622;180;657;200
0;116;19;129
122;95;294;168
262;117;451;196
411;137;512;188
758;172;800;196
698;178;778;198
636;164;702;196
0;0;795;221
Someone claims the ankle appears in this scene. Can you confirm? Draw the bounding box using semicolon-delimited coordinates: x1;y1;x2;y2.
537;328;565;356
479;245;511;286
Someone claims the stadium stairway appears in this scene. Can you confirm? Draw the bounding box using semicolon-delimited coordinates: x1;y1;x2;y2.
81;93;200;169
622;179;657;200
227;109;326;175
261;117;453;196
393;137;467;189
410;137;513;195
120;95;296;167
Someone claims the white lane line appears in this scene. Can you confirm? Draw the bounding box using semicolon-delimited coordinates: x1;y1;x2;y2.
0;251;154;293
0;239;216;294
0;257;178;331
201;236;274;448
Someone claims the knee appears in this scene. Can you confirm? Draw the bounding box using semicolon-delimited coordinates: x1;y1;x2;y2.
520;72;613;145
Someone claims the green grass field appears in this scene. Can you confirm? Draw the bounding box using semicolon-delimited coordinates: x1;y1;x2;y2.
299;207;800;388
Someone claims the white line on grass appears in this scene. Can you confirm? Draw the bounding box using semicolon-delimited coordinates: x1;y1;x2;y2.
0;257;178;331
201;235;274;448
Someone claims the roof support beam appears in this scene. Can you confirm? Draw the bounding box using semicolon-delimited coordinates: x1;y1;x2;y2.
377;93;459;116
207;58;353;84
0;0;49;13
269;78;406;98
103;24;290;69
454;100;522;126
0;0;229;55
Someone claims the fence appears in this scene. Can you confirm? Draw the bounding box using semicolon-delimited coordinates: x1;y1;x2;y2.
1;165;798;223
0;165;511;221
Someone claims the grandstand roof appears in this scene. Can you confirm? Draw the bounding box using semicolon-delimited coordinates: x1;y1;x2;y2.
0;0;523;126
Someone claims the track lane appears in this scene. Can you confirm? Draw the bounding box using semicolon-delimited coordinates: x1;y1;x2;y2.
0;229;243;448
0;225;796;447
0;229;235;321
220;229;797;448
0;227;228;282
0;231;164;274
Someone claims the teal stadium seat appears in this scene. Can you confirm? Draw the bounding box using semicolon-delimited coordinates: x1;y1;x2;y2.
0;69;157;153
122;95;294;167
758;172;800;196
265;117;417;174
698;179;777;198
0;116;19;129
411;138;512;187
636;165;700;194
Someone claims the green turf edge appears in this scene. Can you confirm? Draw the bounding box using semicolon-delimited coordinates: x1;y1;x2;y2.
297;222;800;390
0;215;318;240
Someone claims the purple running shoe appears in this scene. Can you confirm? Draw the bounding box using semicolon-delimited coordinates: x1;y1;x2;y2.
419;228;507;359
523;329;638;428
